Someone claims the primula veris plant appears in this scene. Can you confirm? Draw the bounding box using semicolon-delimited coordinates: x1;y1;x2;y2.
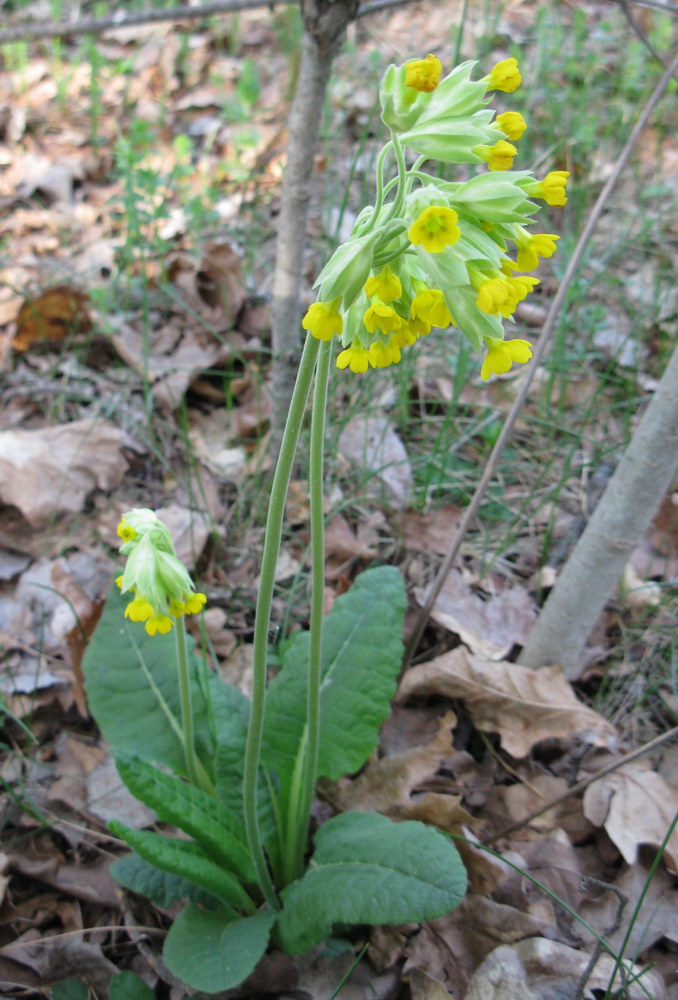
305;53;568;379
83;52;567;994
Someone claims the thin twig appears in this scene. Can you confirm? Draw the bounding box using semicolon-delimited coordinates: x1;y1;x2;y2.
573;877;628;1000
618;0;668;64
483;724;678;846
402;44;678;671
0;0;411;45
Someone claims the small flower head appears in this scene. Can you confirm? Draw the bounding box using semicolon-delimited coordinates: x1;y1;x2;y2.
474;139;518;172
485;57;522;93
528;171;570;206
495;111;527;142
364;302;403;336
481;337;533;380
337;342;371;373
411;288;453;329
116;519;137;543
515;232;560;271
302;298;343;341
116;508;206;637
405;53;442;93
369;339;401;368
475;276;516;316
408;205;461;253
364;266;402;303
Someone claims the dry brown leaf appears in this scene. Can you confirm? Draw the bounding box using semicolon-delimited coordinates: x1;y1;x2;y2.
397;646;617;758
339;416;412;510
580;860;678;955
462;945;537;1000
331;713;470;826
397;507;464;555
408;968;454;1000
416;569;537;660
13;285;91;351
0;419;128;527
583;760;678;870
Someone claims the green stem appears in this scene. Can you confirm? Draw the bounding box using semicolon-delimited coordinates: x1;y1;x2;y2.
282;338;332;883
243;333;321;910
174;618;201;789
381;133;408;226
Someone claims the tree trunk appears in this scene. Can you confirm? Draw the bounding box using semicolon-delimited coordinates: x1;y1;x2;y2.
271;0;359;439
518;339;678;677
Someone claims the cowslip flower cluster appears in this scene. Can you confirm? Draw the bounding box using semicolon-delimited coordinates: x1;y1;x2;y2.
116;509;206;636
302;55;568;380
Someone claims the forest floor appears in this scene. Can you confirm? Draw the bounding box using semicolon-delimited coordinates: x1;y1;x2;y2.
1;0;678;998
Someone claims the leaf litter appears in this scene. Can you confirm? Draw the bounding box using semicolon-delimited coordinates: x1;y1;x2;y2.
1;1;677;998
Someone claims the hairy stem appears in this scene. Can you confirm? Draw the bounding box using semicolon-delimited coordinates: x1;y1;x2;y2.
243;333;320;908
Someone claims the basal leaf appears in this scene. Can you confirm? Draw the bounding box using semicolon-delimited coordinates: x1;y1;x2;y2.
163;905;275;994
109;971;155;1000
261;567;406;803
110;851;224;909
83;584;211;774
114;753;255;884
276;811;467;954
109;822;256;913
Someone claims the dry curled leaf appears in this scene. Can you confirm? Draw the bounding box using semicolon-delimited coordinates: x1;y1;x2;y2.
13;285;91;351
339;416;413;510
397;646;617;758
0;419;129;527
583;760;678;871
416;569;537;660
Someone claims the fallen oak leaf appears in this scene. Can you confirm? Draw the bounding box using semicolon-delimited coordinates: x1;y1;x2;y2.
0;419;129;527
397;646;617;758
13;285;91;351
583;759;678;872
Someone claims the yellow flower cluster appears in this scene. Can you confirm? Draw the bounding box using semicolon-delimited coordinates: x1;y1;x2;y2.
303;54;570;382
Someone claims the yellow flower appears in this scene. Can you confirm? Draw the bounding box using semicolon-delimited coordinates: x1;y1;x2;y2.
369;340;401;368
474;139;518;171
183;592;207;615
392;323;420;347
481;337;533;380
364;266;402;303
411;288;453;328
495;111;527;142
117;519;137;542
405;53;442;93
124;596;154;623
530;171;570;206
485;57;521;93
302;298;343;341
475;276;516;316
515;232;559;271
408;205;460;253
507;274;539;303
364;302;403;335
145;613;173;637
337;342;371;374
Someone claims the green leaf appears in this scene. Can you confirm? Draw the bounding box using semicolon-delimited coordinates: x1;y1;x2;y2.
109;971;155;1000
276;811;467;954
261;567;406;803
83;584;211;775
109;822;256;914
110;851;223;909
114;753;255;884
163;905;275;993
50;980;89;1000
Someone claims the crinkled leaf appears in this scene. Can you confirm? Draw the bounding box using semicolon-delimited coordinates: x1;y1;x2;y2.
164;905;275;993
110;851;223;909
109;822;255;913
261;567;406;803
277;811;467;954
114;752;255;883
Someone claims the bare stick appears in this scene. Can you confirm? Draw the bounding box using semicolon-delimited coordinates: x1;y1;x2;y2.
402;45;678;671
483;725;678;845
0;0;411;45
